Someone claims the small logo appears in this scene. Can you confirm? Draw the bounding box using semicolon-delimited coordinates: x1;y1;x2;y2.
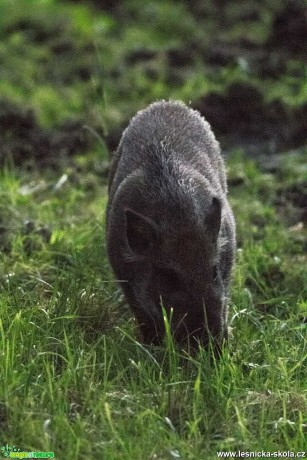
1;445;54;458
0;445;20;458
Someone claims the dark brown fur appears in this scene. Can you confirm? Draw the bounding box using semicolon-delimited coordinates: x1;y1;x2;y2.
106;100;236;348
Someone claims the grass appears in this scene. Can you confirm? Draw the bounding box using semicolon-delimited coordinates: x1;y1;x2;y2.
0;0;306;458
0;150;306;459
1;0;306;133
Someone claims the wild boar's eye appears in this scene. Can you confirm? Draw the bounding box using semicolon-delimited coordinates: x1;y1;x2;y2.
156;267;181;293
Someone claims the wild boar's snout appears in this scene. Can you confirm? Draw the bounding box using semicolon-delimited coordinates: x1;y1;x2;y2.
106;100;236;351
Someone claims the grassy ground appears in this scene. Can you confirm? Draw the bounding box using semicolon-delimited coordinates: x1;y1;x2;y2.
1;151;306;459
0;1;306;459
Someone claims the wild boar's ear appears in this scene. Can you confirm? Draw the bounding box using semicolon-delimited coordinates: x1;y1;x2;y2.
125;208;157;256
205;197;221;240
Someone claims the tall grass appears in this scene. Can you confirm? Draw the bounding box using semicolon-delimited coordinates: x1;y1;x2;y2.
0;153;306;458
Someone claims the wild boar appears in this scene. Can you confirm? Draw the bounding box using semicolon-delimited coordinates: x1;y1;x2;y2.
106;100;236;349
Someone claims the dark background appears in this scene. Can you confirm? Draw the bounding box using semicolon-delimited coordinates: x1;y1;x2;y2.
0;0;306;167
